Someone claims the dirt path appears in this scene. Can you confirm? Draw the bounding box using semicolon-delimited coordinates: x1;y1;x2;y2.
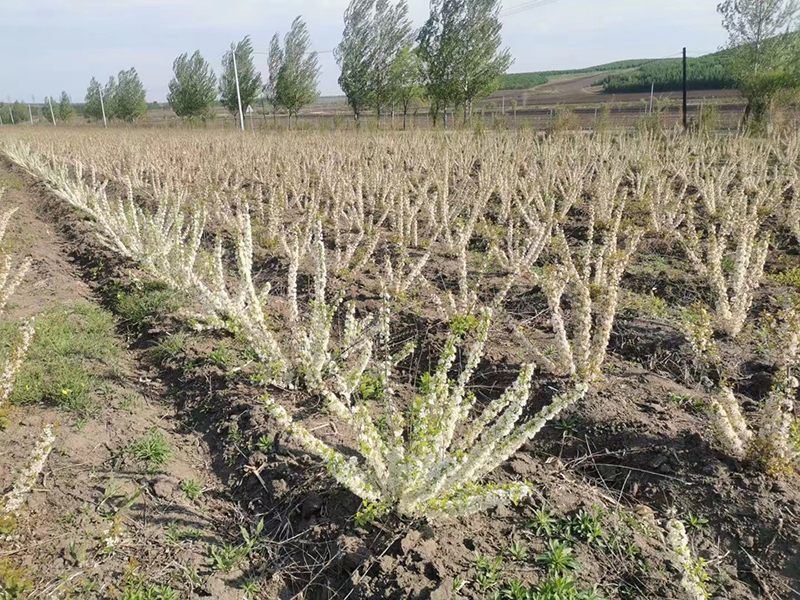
0;164;246;598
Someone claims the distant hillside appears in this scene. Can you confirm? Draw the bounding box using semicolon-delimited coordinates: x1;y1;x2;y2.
500;59;657;91
501;48;739;94
600;49;735;93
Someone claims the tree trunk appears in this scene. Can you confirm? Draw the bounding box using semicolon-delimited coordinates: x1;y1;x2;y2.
403;110;407;131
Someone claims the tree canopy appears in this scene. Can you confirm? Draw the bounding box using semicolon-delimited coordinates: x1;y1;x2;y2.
168;50;217;120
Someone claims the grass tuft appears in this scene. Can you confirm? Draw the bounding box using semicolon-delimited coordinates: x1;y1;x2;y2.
0;303;120;417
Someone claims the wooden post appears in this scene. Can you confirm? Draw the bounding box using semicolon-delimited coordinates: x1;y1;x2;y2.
682;47;688;130
28;104;33;125
232;47;245;132
8;106;14;125
48;97;57;126
649;82;654;114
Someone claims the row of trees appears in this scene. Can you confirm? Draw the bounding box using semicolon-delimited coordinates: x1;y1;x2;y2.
168;17;319;127
1;93;73;126
166;0;510;129
84;68;148;123
336;0;511;127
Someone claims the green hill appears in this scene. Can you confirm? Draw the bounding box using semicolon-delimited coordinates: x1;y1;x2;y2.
600;49;735;93
501;48;741;94
500;60;660;90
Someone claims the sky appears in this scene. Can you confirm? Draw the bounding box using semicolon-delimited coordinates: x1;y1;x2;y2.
0;0;727;103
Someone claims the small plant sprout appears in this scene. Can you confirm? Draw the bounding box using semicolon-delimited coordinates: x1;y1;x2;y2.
537;540;578;575
256;434;274;453
128;428;172;472
504;541;529;561
180;479;203;501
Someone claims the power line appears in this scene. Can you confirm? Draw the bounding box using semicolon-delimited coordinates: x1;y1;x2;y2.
500;0;561;17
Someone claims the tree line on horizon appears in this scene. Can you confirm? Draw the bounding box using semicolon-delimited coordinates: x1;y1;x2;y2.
3;0;799;130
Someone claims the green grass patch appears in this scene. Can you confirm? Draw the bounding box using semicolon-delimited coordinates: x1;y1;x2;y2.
127;428;172;472
0;303;121;418
768;266;800;289
146;333;187;367
0;172;25;191
113;281;183;328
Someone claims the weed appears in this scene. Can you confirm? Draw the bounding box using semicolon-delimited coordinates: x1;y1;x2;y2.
768;266;800;290
114;282;182;328
119;392;141;413
0;558;32;599
667;392;708;413
208;344;234;368
501;579;529;600
554;417;579;437
619;291;671;320
686;513;708;532
358;372;384;401
146;333;186;367
530;574;604;600
180;479;203;500
504;542;529;562
209;543;245;573
128;428;172;472
450;314;479;336
241;580;262;599
563;509;606;545
537;540;577;575
208;518;264;572
355;500;386;526
68;541;87;566
472;554;503;590
165;521;204;544
256;434;274;453
531;508;557;536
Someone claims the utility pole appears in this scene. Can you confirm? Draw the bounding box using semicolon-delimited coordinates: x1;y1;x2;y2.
48;97;57;126
232;47;245;132
682;47;688;130
649;82;654;114
8;106;14;125
99;85;108;128
28;103;33;125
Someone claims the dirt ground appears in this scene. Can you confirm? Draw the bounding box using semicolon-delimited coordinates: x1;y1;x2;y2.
1;156;800;600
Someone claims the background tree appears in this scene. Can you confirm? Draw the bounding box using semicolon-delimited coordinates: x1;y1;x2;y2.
58;92;74;122
41;97;56;124
275;17;320;128
84;77;105;121
336;0;413;122
718;0;800;125
168;51;217;120
417;0;459;127
336;0;375;121
103;76;119;120
371;0;414;120
389;46;423;129
418;0;511;127
452;0;511;123
264;33;285;122
220;36;263;122
4;101;28;125
114;68;147;122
